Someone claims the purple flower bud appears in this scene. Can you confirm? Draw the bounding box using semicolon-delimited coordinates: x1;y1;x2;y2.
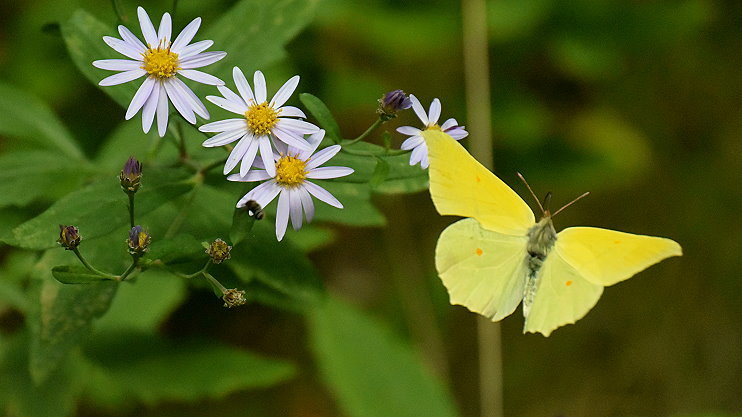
58;225;81;250
127;225;151;255
120;156;143;194
378;90;412;120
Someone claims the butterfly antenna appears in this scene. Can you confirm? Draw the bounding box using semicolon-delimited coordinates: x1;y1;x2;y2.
517;172;545;215
551;191;590;218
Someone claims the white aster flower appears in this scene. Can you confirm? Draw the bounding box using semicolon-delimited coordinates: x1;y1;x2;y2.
396;94;468;168
93;7;226;137
199;68;319;177
228;130;353;241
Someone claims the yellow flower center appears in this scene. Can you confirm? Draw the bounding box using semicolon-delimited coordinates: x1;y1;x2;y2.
142;45;180;79
245;102;280;135
425;124;441;131
275;154;307;187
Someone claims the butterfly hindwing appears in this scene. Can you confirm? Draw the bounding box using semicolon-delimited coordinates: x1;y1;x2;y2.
436;218;528;321
425;130;535;236
556;227;683;286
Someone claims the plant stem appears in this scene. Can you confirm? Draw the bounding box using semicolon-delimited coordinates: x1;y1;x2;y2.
202;272;227;294
118;256;139;281
344;118;383;147
340;146;408;157
127;193;135;228
72;248;116;279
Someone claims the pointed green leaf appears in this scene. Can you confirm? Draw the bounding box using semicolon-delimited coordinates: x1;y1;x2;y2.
309;296;460;417
51;265;114;284
369;157;390;189
230;206;257;246
300;93;343;142
0;82;83;159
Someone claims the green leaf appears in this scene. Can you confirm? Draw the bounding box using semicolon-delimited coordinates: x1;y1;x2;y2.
300;93;343;142
51;265;114;284
61;9;137;108
0;150;93;208
28;275;117;384
145;233;204;265
309;296;460;417
202;0;318;89
2;167;194;250
84;335;295;406
317;181;386;226
0;82;84;159
230;206;257;247
369;157;390;189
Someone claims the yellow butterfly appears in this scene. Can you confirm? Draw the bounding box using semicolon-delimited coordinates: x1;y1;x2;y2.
424;130;682;336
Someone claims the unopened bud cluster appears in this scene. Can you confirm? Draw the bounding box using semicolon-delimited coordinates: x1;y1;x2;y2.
206;238;232;264
127;225;151;255
377;89;412;121
58;225;81;250
222;288;247;308
120;156;143;194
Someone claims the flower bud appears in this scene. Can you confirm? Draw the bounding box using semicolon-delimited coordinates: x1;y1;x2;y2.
206;238;232;264
127;225;151;255
120;156;143;194
222;288;247;308
58;225;81;250
377;89;412;121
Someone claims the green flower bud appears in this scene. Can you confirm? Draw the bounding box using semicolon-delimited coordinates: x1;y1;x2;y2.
222;288;246;308
206;238;232;264
57;225;81;250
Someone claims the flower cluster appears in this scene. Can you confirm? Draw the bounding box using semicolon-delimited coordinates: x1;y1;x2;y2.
95;7;466;241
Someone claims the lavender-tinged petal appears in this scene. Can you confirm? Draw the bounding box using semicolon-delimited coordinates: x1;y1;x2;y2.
206;96;246;115
117;25;147;52
199;118;246;133
202;129;245;147
400;135;424;151
237;180;278;206
306;166;354;179
136;7;159;47
217;85;248;109
126;77;156;120
271;75;299;108
299;129;326;160
277;106;306;118
99;69;146;86
275;190;290;241
141;84;159;133
259;136;276;177
441;118;458;130
272;127;311;151
227;169;271;182
446;127;469;140
409;143;427;167
164;78;198;122
276;118;319;134
298;186;314;223
103;36;143;60
232;67;255;104
170;17;202;54
396;125;421;136
93;59;142;71
409;94;428;125
305;144;341;170
239;137;261;177
253;71;267;103
178;69;224;86
179;40;213;58
420;151;430;169
288;189;303;231
223;136;251;174
155;85;169;137
428;98;441;125
158;12;172;43
304;181;343;208
179;51;227;69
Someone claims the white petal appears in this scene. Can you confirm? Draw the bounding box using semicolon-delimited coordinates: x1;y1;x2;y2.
441;118;458;130
178;69;224;85
117;25;147;52
278;106;306;118
409;143;427;167
428;98;441;125
158;12;172;43
272;127;311;151
163;78;195;123
199;118;246;133
217;85;248;109
179;51;227;69
156;85;169;137
276;118;319;134
240;137;261;177
141;84;159;133
137;7;159;47
224;136;252;174
99;69;146;86
253;71;267;103
271;75;299;108
103;36;143;60
400;135;424;151
305;129;326;155
275;190;290;241
170;17;201;54
206;95;246;115
237;180;279;207
233;67;255;104
298;186;314;223
306;166;354;179
171;76;209;119
126;77;156;120
93;59;142;71
304;181;343;208
202;129;245;147
259;136;276;177
420;150;430;168
227;169;272;182
289;188;303;231
396;125;421;136
409;94;428;125
179;40;213;58
306;144;341;170
446;127;469;140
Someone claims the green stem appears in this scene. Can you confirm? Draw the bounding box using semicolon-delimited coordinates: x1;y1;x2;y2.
127;193;135;229
118;256;139;281
344;118;383;146
110;0;127;23
340;146;408;157
72;248;116;279
202;272;227;294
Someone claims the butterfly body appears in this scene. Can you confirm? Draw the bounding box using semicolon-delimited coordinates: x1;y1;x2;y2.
424;130;682;336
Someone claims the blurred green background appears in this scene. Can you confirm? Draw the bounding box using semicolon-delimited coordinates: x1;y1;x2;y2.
0;0;740;416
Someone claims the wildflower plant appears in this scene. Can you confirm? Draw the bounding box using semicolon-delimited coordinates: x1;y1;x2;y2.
0;2;472;415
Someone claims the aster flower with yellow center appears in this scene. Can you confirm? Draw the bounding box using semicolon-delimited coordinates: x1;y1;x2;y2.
93;7;226;137
396;95;468;168
199;68;319;177
227;130;353;241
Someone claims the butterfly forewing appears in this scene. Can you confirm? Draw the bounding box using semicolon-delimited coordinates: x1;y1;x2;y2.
436;218;529;321
425;130;535;236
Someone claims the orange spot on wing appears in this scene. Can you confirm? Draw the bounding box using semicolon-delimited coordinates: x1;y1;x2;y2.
565;280;573;286
475;248;483;256
613;240;621;244
475;176;481;183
